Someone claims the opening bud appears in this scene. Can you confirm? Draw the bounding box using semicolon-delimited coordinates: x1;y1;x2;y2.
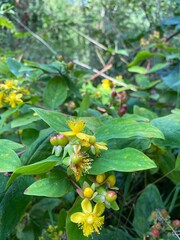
96;173;106;184
83;187;93;198
106;175;116;187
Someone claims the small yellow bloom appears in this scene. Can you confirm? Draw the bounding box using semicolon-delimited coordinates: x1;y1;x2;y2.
0;92;5;108
5;92;23;108
101;79;111;90
80;136;108;152
4;80;16;89
60;119;89;140
70;199;105;237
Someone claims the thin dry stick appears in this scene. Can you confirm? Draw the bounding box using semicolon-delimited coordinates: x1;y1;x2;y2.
86;64;112;82
95;48;106;67
74;60;136;90
70;26;108;51
12;15;135;90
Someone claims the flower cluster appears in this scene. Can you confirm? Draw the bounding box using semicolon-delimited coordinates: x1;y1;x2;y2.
70;172;119;237
39;224;65;240
145;209;180;239
140;31;168;49
50;119;107;181
80;78;128;116
50;119;119;237
0;80;30;108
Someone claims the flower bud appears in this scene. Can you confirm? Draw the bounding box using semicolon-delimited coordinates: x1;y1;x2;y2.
105;191;117;202
151;211;158;219
172;220;180;228
118;108;126;115
83;187;93;198
151;228;160;237
154;223;161;230
56;134;69;147
106;175;116;187
67;61;74;70
50;136;58;146
96;173;106;184
58;55;63;62
161;209;168;218
89;136;96;145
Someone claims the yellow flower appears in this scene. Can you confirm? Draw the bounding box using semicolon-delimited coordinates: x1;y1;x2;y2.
5;92;23;108
80;135;108;153
101;79;111;90
60;119;90;140
70;151;92;181
70;199;105;237
0;92;5;108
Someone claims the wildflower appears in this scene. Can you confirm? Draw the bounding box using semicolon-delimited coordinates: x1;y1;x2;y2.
70;151;92;181
70;199;105;237
60;119;90;140
101;79;111;90
81;134;108;151
0;92;5;108
5;91;23;108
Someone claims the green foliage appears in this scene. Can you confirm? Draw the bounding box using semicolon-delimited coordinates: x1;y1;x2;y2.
0;0;180;239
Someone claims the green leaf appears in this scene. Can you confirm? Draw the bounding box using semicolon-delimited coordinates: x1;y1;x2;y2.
78;93;90;117
176;153;180;171
0;176;33;239
0;139;23;150
6;159;58;189
89;148;156;175
11;112;40;128
152;114;180;148
156;152;180;184
133;184;164;237
44;76;68;109
128;51;165;68
108;48;129;56
21;129;39;147
147;63;168;74
133;106;158;120
128;66;147;74
24;170;74;197
93;227;135;240
96;118;164;141
20;128;54;165
32;108;69;132
0;146;21;172
66;197;88;240
6;57;22;76
0;16;16;31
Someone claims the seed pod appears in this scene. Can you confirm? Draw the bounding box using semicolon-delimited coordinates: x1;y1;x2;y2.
56;134;69;147
105;191;117;202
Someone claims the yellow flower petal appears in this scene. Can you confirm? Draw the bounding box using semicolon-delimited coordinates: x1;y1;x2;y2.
76;133;91;140
60;131;75;136
68;119;85;133
81;199;92;214
70;212;85;223
95;142;108;150
93;202;105;217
